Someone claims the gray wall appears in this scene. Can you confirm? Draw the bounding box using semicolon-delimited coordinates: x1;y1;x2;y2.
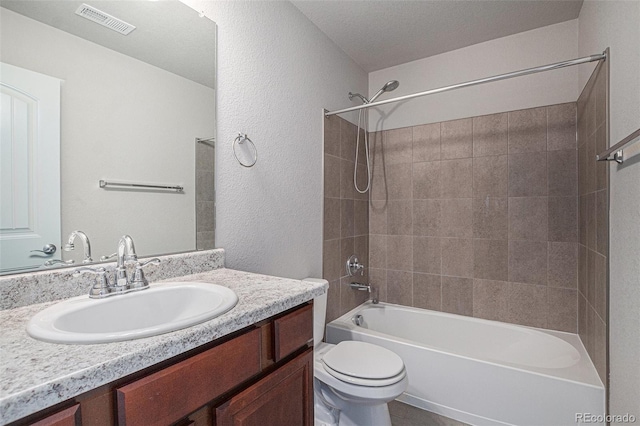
578;1;640;416
186;1;368;280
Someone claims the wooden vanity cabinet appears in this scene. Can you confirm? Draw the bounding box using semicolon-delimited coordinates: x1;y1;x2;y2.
16;302;313;426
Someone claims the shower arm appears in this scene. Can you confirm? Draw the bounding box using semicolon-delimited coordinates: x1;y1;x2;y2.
326;52;607;117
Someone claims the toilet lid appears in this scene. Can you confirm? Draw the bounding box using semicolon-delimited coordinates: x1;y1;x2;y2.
321;341;405;380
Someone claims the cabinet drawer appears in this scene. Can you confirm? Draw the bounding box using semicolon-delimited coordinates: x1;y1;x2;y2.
273;304;313;362
116;328;261;426
31;404;80;426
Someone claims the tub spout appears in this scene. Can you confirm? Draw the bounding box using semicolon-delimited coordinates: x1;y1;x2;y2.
350;282;379;304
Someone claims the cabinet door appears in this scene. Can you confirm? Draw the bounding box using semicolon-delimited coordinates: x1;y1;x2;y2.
215;349;313;426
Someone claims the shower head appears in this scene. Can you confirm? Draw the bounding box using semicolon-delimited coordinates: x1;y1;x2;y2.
369;80;399;103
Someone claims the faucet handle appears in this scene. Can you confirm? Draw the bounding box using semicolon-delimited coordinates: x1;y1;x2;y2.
130;258;161;289
74;266;111;298
100;252;117;261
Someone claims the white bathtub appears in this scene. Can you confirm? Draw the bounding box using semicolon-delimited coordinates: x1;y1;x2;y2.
326;302;604;426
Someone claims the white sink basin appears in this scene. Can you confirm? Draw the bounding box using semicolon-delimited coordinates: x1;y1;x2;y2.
27;282;238;344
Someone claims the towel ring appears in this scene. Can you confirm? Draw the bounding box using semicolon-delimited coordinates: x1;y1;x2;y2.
232;133;257;168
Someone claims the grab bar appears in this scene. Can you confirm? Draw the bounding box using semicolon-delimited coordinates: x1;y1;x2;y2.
596;128;640;164
99;180;184;192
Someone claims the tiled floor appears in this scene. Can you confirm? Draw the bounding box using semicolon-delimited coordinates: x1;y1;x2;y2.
389;401;469;426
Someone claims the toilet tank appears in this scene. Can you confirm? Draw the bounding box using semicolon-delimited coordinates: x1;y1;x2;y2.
303;278;328;346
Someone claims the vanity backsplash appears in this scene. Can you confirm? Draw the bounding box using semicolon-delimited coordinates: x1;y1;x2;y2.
0;249;225;310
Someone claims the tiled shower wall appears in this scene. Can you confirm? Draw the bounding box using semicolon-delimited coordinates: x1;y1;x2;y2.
323;114;370;323
577;59;609;383
368;103;580;332
196;141;215;250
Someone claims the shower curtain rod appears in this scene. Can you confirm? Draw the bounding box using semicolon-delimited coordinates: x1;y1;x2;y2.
325;52;607;117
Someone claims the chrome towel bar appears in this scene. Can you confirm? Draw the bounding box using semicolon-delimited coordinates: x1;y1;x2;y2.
99;180;184;192
596;128;640;164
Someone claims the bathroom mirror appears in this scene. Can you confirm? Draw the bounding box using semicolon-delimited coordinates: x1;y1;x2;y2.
0;1;216;275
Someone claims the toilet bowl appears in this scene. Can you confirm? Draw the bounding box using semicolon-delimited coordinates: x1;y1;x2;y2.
305;278;408;426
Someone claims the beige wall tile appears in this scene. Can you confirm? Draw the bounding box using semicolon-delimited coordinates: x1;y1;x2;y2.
353;200;369;236
596;190;608;256
595;125;608;191
413;161;441;199
384;127;413;165
507;282;547;328
508;107;547;154
323;239;341;282
578;244;588;296
369;199;388;235
440;199;473;238
413;273;441;311
548;196;578;242
548;242;578;289
413;122;441;162
441;118;472;159
369;268;387;302
585;192;596;250
413;199;441;237
326;280;341;324
473;239;508;281
587;249;596;307
473;197;508;240
387;235;413;271
369;234;387;269
473;113;508;157
441;238;473;278
579;195;588;245
509;197;548;241
354;235;369;262
508;152;548;196
340;118;357;162
340;199;354;238
548;150;577;196
508;240;548;285
340;159;355;199
324;154;341;199
323;198;340;240
547;103;577;151
473;155;508;198
387;270;413;305
593;314;607;383
442;276;473;316
586;133;597;194
387;164;413;200
324;114;340;157
473;279;509;322
594;252;607;320
388;200;413;235
578;293;588;347
547;287;577;332
594;65;607;130
441;158;473;198
413;236;441;274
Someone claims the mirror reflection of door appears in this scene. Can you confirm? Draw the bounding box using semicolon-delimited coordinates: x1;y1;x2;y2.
0;62;61;273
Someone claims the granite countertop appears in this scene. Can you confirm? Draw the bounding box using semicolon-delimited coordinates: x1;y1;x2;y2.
0;268;327;424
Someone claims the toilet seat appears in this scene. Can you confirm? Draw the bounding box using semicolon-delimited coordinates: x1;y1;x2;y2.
321;341;406;387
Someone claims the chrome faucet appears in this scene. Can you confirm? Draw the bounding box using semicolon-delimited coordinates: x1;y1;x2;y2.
64;231;93;263
74;235;160;298
115;235;138;287
349;282;379;304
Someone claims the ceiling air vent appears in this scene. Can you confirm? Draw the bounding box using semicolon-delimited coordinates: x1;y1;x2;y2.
74;4;136;35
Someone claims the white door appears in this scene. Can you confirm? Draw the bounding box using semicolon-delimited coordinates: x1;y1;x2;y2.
0;62;61;273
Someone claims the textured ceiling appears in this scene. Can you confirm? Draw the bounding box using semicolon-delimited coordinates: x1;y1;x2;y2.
292;0;583;72
1;0;216;88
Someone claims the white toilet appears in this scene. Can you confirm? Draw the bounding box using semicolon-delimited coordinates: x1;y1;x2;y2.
305;278;408;426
